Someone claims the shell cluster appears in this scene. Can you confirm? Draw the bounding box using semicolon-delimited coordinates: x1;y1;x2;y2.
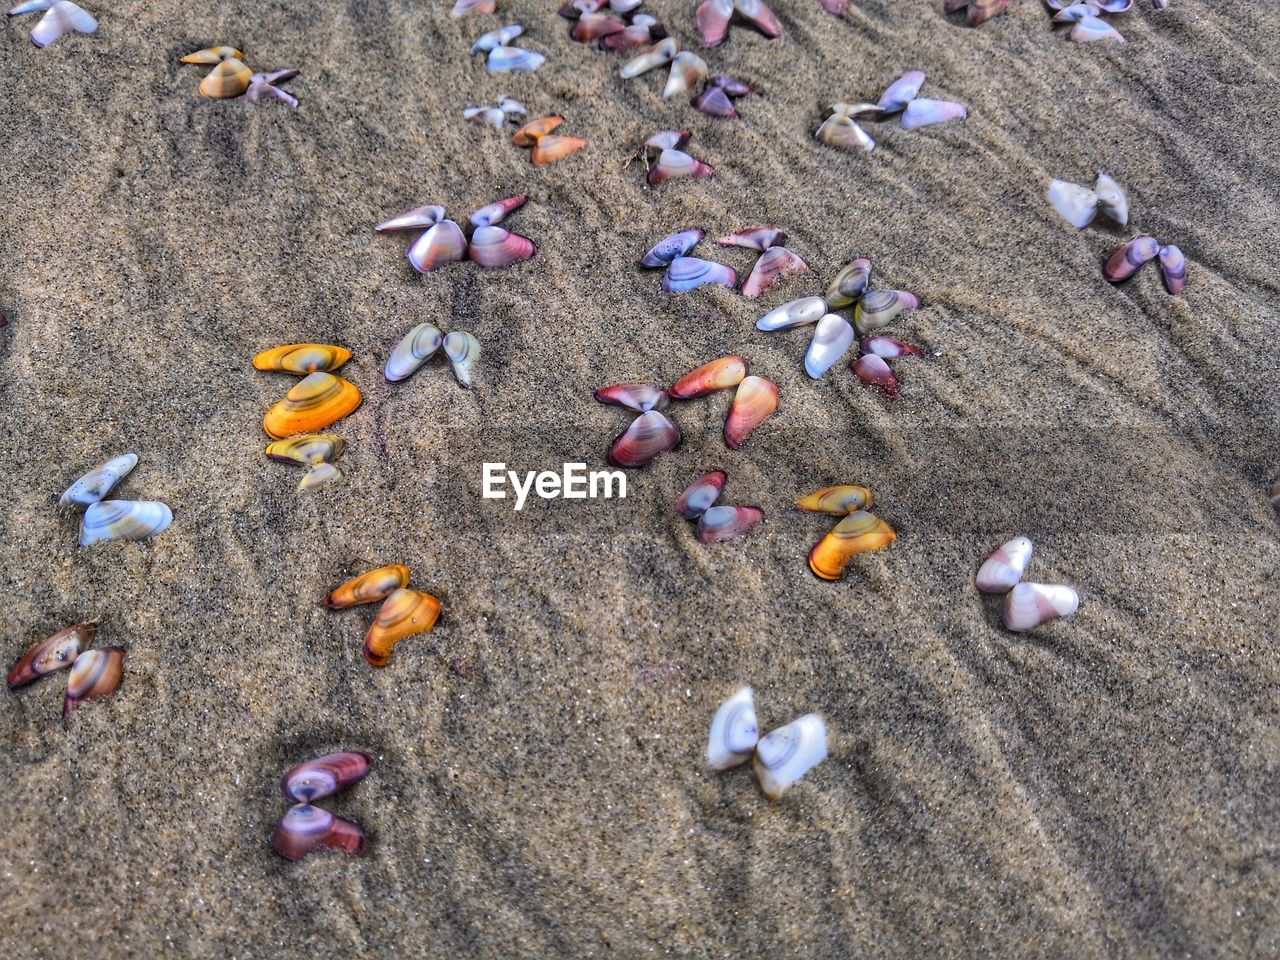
695;0;782;47
464;97;526;130
472;24;544;73
560;0;667;54
512;116;588;167
1047;172;1128;230
816;71;967;154
60;454;174;547
976;537;1081;631
8;0;96;47
180;47;299;106
1046;0;1132;44
7;622;125;726
945;0;1008;27
385;324;480;389
642;226;807;298
707;687;828;800
273;752;371;861
325;565;442;667
758;257;924;397
595;356;778;468
798;485;896;580
634;130;714;186
376;195;536;273
675;471;764;544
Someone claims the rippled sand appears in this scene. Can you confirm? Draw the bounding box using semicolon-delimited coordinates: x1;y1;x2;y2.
1;0;1278;956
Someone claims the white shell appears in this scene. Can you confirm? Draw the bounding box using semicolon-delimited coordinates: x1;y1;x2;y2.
9;0;54;13
79;500;172;547
753;714;828;800
756;296;828;332
60;454;139;508
1003;583;1079;632
975;536;1034;593
487;46;545;73
443;331;480;389
298;462;342;492
1093;172;1128;226
663;51;707;99
706;687;759;771
386;323;443;382
29;0;96;47
471;24;523;53
804;314;855;380
620;37;677;79
1046;179;1098;229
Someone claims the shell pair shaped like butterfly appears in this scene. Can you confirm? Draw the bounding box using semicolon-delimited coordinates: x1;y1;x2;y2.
7;622;125;726
60;454;173;547
471;24;545;73
385;324;481;389
325;565;442;667
1046;0;1132;43
376;195;536;273
695;0;781;48
634;130;714;186
674;471;764;544
643;226;807;299
511;116;588;167
707;687;828;800
9;0;97;49
797;485;895;581
815;70;967;154
976;536;1081;631
273;752;372;861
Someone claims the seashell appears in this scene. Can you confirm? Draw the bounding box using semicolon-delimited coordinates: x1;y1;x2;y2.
246;70;299;108
860;335;924;359
265;433;346;466
804;314;856;380
709;74;752;97
487;46;546;73
79;500;172;547
901;98;967;130
693;86;737;119
263;372;361;438
608;410;682;469
1094;0;1133;10
7;622;95;688
472;24;524;53
695;0;734;46
406;218;469;273
828;101;885;120
281;751;373;802
470;194;527;227
601;17;666;51
512;115;564;145
756;296;827;331
594;384;669;412
531;134;588;166
724;376;778;451
642;129;690;152
297;462;342;492
664;51;708;99
364;588;442;667
180;46;245;63
808;510;895;580
253;343;351;375
443;332;481;388
947;0;1009;26
1071;14;1126;43
706;686;759;770
1003;583;1079;632
272;804;366;861
385;323;443;382
696;505;764;543
1052;2;1099;21
819;0;849;14
1093;172;1128;226
9;0;54;12
754;714;828;799
198;58;253;99
1103;235;1159;283
717;226;786;251
795;485;873;514
326;564;412;610
29;1;94;46
976;536;1034;593
851;354;900;399
63;647;124;723
610;0;644;13
376;204;445;232
825;258;873;308
642;228;704;268
60;453;138;508
1158;244;1187;295
1046;179;1099;229
815;113;875;152
675;470;727;519
853;289;919;336
661;257;737;292
452;0;496;14
649;148;714;185
669;355;748;399
620;37;677;78
877;70;926;113
469;225;536;267
1152;0;1167;7
741;246;809;299
571;11;626;41
736;0;782;37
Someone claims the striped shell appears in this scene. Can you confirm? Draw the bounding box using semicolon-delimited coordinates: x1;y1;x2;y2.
724;376;778;451
181;46;244;63
642;229;704;268
364;588;442;667
7;622;95;688
825;258;872;308
386;323;443;382
468;226;536;267
853;290;919;336
60;454;138;508
63;647;125;723
754;714;828;800
407;219;469;273
608;410;682;469
272;804;366;861
594;384;669;413
263;373;362;439
253;344;351;375
662;257;737;293
696;505;764;543
280;751;372;802
796;486;873;514
669;356;747;399
443;332;481;388
1003;583;1079;631
706;686;759;770
326;564;412;609
266;434;346;466
808;510;895;580
79;500;172;547
1103;236;1160;283
198;58;253;98
675;470;727;519
741;246;809;299
976;536;1033;593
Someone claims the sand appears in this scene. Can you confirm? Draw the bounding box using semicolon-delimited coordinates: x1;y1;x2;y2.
2;0;1279;955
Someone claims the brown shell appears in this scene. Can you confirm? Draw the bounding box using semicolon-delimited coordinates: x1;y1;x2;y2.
325;565;412;610
63;647;125;724
199;58;253;99
363;588;442;667
7;622;95;689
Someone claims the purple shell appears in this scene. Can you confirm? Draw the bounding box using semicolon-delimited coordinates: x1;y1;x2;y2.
641;229;704;268
661;257;738;293
280;751;372;802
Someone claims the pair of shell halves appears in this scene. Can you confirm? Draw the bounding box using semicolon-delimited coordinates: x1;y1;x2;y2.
376;195;536;274
511;116;588;167
707;687;827;800
816;71;967;154
9;0;97;47
634;131;714;187
642;227;808;300
1045;0;1132;45
385;325;480;389
7;622;125;726
797;485;895;580
471;24;545;72
179;47;299;106
695;0;781;47
976;537;1081;631
675;471;764;544
61;454;173;547
560;0;667;54
273;752;372;861
325;565;442;667
464;97;526;130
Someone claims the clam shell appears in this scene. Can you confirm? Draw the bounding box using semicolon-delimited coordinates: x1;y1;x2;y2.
376;204;446;232
717;226;787;251
272;804;366;861
642;228;704;268
795;485;873;514
1093;172;1128;226
594;384;670;412
860;336;923;359
808;510;895;580
469;225;536;266
815;114;875;152
30;0;96;47
253;343;352;375
198;58;252;98
643;129;690;152
754;714;828;800
901;98;967;130
385;323;443;382
601;20;666;52
180;46;245;63
661;257;737;292
471;24;524;53
1103;235;1159;283
60;453;138;508
696;505;764;543
877;70;926;113
608;410;682;469
407;219;468;273
664;51;708;99
470;195;527;228
7;622;95;688
298;462;343;492
1071;14;1125;43
265;433;346;466
263;372;361;438
956;0;1008;26
452;0;496;15
572;11;625;41
757;296;828;331
79;500;172;547
649;148;714;185
63;647;124;723
1158;244;1187;295
804;314;855;379
693;86;738;119
709;74;752;96
1047;179;1098;229
364;588;442;667
706;686;759;770
1003;583;1079;632
1052;0;1097;18
853;289;919;336
825;258;873;307
443;331;481;388
669;356;748;399
736;0;782;38
724;376;778;451
695;0;733;46
852;354;900;399
281;751;372;802
975;536;1034;593
512;116;564;145
531;134;588;166
675;470;727;519
326;564;412;609
620;36;676;78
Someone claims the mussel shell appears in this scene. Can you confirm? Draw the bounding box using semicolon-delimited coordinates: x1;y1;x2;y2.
795;485;874;515
63;647;125;723
662;257;737;293
642;229;704;268
407;219;468;273
804;314;855;380
60;453;138;508
753;714;828;800
7;622;95;688
272;804;367;861
265;433;346;466
198;58;252;98
280;751;373;802
385;323;443;382
607;410;682;469
853;289;919;336
594;384;670;413
756;296;827;331
675;470;727;519
1003;583;1079;632
443;331;481;388
253;343;352;375
852;354;900;399
1103;236;1159;283
669;355;747;399
468;225;536;267
975;536;1034;594
364;588;442;667
695;505;764;543
326;564;412;609
263;372;362;439
724;376;778;451
1158;244;1187;295
79;500;172;547
808;510;895;580
825;258;873;307
706;686;759;771
877;70;926;113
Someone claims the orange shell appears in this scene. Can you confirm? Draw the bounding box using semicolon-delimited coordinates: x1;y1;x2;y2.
263;373;361;439
363;588;441;667
669;355;748;399
199;59;252;99
723;375;778;450
531;135;587;167
325;565;411;610
253;344;352;374
808;511;895;581
795;486;874;515
512;116;564;146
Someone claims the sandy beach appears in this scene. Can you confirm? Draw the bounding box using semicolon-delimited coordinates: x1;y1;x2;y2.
2;0;1279;955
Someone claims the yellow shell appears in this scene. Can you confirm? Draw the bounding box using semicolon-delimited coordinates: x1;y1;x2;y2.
325;565;411;610
253;344;352;375
265;433;345;466
364;588;441;667
199;59;252;99
181;46;245;64
795;486;874;515
263;373;361;439
808;511;895;581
